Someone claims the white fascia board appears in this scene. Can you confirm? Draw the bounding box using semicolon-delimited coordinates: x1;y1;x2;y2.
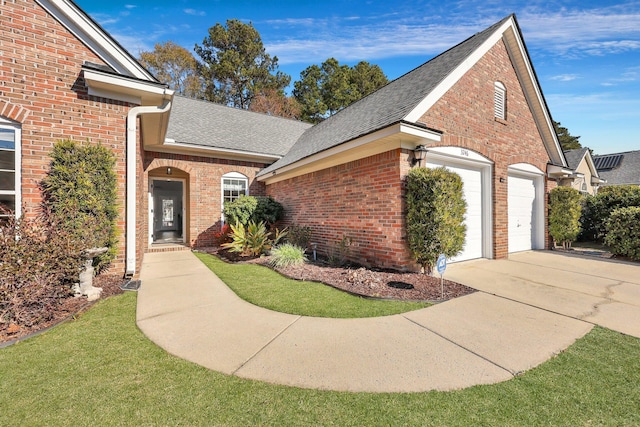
404;19;513;123
259;123;441;182
161;140;282;162
35;0;156;81
84;69;172;104
547;164;573;178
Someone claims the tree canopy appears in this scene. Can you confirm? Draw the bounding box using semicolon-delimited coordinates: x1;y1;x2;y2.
554;121;582;150
293;58;388;123
138;41;203;98
194;19;290;109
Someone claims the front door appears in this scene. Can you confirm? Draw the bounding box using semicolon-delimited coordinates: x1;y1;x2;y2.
151;179;184;244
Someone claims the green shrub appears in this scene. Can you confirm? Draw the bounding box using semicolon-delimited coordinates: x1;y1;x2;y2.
406;167;466;274
222;221;288;256
549;187;582;249
287;225;312;248
269;243;307;268
40;140;118;271
604;206;640;260
223;196;284;227
326;235;352;267
580;185;640;241
0;211;83;330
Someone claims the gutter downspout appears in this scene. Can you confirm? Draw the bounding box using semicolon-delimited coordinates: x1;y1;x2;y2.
126;99;172;277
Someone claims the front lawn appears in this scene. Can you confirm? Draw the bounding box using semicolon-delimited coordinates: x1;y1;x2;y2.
195;252;430;317
1;293;639;426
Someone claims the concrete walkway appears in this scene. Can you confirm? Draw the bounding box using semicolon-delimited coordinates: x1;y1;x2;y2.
131;250;640;392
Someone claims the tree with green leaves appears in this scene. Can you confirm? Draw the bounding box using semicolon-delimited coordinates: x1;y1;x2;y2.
194;19;290;109
138;41;203;98
406;167;466;274
554;121;582;150
293;58;388;123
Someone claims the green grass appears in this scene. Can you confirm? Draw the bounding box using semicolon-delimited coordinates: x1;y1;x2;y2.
1;293;640;426
194;252;429;317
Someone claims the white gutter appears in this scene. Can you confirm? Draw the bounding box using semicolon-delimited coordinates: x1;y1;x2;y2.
126;100;172;276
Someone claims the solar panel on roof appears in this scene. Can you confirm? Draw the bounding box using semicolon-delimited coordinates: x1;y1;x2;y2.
594;154;623;170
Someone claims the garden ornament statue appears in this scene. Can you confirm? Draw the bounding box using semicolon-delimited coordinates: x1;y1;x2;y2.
75;247;108;301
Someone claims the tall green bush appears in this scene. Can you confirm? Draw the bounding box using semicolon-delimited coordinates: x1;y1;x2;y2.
604;206;640;260
40;140;119;271
549;187;582;249
580;185;640;241
406;167;466;274
223;195;284;227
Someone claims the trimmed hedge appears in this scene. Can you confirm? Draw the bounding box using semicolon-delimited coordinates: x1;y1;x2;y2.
604;206;640;260
549;187;582;249
580;185;640;241
406;167;466;273
40;140;119;271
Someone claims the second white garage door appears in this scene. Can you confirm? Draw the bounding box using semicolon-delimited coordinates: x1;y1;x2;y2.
425;161;483;262
508;173;537;253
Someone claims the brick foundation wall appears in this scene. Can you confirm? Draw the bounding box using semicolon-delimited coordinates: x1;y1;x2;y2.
142;151;268;249
1;0;132;274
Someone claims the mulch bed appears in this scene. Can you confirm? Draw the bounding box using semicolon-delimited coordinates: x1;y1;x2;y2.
214;248;476;302
0;275;126;345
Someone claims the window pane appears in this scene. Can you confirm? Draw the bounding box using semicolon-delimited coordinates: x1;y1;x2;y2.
0;194;15;214
0;171;15;191
0;150;15;170
0;129;15;150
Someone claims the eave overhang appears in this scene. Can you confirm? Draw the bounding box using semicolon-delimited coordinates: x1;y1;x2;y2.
147;139;283;163
257;122;442;185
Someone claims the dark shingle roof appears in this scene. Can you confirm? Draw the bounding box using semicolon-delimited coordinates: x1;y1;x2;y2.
594;150;640;186
564;148;589;170
258;15;513;176
166;96;312;157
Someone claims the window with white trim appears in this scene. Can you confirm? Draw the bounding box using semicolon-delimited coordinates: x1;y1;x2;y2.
0;120;21;220
221;172;248;222
494;81;506;120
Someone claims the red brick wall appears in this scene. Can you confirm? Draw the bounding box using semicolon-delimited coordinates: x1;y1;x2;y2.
142;151;268;248
1;0;132;274
417;39;552;259
266;39;554;269
267;149;417;270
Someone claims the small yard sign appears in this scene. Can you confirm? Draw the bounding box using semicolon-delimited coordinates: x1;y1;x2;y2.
436;254;446;300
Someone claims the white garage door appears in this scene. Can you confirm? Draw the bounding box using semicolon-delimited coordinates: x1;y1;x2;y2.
508;174;536;252
426;161;483;262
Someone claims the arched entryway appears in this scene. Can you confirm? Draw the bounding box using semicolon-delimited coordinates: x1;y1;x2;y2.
148;166;189;246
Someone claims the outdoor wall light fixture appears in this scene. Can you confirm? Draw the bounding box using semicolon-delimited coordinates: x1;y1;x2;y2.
499;177;505;183
166;167;172;175
412;145;428;167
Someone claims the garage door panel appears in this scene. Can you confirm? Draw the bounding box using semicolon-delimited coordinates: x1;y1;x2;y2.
508;174;536;253
426;162;483;262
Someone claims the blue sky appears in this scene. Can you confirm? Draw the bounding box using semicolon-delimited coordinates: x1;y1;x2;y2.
75;0;640;155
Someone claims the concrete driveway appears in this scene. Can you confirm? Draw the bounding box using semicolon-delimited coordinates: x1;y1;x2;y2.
138;250;637;393
446;251;640;338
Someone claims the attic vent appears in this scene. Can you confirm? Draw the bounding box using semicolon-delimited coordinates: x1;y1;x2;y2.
594;154;623;170
494;81;506;120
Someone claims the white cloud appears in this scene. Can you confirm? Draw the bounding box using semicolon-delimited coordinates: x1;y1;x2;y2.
125;4;137;9
184;9;206;17
550;74;580;82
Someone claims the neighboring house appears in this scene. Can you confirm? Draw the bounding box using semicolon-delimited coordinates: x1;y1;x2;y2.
594;150;640;187
561;148;605;195
2;2;568;275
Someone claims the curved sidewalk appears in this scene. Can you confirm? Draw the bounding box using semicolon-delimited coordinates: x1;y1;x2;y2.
136;251;592;393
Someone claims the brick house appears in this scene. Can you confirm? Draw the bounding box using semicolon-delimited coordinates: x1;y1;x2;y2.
2;2;570;275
